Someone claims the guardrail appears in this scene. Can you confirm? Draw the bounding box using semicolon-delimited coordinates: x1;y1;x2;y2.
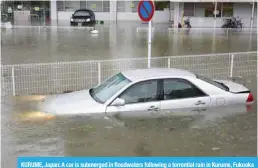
1;51;257;96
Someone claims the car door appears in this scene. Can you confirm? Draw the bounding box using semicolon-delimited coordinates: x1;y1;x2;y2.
105;79;162;117
160;78;211;117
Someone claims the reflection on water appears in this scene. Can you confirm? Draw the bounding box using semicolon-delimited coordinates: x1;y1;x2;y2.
1;76;257;167
1;23;257;65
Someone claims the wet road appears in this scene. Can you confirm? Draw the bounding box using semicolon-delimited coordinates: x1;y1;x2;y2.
1;75;257;167
1;22;257;64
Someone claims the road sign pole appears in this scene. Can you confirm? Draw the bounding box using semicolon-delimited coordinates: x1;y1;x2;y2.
137;0;155;68
147;20;152;68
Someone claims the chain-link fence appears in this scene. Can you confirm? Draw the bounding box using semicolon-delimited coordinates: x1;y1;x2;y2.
1;51;257;96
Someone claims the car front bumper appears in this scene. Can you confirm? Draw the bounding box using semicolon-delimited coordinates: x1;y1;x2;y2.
70;21;95;26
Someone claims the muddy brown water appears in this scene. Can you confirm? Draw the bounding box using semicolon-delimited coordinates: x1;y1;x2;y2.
1;24;257;167
1;76;257;167
1;23;257;65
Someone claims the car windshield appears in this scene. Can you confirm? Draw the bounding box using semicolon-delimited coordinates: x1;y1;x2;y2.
196;74;229;91
90;73;131;103
74;11;91;17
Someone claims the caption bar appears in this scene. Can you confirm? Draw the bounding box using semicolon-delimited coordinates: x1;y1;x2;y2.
18;157;257;168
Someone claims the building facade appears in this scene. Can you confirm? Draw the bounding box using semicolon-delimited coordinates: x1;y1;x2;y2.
1;0;257;28
50;0;257;27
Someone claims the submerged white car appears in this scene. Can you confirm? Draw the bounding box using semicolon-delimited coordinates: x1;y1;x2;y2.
41;68;255;115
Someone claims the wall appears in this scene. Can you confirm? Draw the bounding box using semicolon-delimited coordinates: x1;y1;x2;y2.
53;1;257;26
153;10;170;23
53;0;172;24
117;10;170;23
50;1;258;27
186;3;220;27
182;17;225;28
182;2;256;28
117;12;138;21
13;10;31;25
233;3;253;28
56;5;170;24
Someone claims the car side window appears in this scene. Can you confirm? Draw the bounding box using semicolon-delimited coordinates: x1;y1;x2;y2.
163;79;206;100
119;80;158;104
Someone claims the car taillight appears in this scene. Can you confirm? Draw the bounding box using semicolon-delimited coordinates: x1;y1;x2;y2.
246;93;254;103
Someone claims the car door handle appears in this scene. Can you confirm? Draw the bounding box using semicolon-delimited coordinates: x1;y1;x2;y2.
195;100;206;105
147;106;159;111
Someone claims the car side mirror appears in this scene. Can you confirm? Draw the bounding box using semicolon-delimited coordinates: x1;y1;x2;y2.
72;14;74;17
111;98;125;106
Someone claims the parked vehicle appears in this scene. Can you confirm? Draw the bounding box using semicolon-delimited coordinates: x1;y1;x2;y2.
70;9;95;26
222;17;243;29
183;18;191;28
41;68;255;115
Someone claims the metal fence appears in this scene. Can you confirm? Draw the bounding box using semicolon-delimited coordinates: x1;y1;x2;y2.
1;51;257;96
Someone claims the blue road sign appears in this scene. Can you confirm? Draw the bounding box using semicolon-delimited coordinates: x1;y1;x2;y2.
138;0;155;22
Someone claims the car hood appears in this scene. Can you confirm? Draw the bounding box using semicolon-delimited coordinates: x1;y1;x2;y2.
40;89;105;115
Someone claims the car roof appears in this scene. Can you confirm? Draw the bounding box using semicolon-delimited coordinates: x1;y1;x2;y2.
121;68;196;81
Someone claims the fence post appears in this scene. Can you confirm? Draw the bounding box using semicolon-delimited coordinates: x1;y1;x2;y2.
98;62;101;85
230;54;234;78
168;57;171;68
11;67;16;96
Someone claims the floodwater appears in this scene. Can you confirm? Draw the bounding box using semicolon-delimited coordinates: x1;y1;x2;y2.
1;22;257;64
1;23;257;167
1;75;257;167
